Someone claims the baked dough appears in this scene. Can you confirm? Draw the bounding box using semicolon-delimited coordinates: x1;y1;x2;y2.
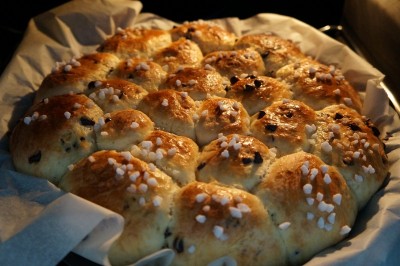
8;17;389;266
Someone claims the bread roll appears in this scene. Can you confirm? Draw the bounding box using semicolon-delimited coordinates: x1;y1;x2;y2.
137;89;197;140
196;134;274;191
153;38;203;73
159;66;228;100
131;130;199;186
234;33;308;76
166;181;287;266
250;99;317;156
312;104;388;209
87;79;148;112
254;151;357;265
225;74;293;115
95;109;154;151
35;53;120;103
195;97;251;146
10;94;103;184
59;150;179;266
202;48;266;79
170;20;236;54
276;60;363;112
109;58;167;92
97;27;172;58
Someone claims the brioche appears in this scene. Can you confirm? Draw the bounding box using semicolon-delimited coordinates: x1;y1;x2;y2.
10;94;103;184
8;17;389;266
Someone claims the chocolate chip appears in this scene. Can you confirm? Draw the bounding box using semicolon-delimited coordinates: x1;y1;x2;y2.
224;86;231;92
253;152;263;164
284;111;293;118
197;162;206;170
80;117;95;126
230;76;240;84
348;123;361;131
265;124;278;132
173;237;184;253
254;79;263;88
105;117;112;123
80;137;86;141
334;113;343;120
87;81;97;90
257;111;266;119
28;150;41;164
242;158;252;165
247;74;257;79
244;84;255;92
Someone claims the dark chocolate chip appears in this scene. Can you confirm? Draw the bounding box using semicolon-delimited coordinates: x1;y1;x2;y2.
334;113;343;120
28;150;41;164
242;158;252;165
254;79;263;88
105;118;112;123
224;86;231;92
247;74;257;79
253;152;263;164
265;124;278;132
80;117;95;126
244;84;255;92
80;137;86;141
285;111;293;118
87;81;97;90
257;111;266;119
230;76;240;84
348;123;361;131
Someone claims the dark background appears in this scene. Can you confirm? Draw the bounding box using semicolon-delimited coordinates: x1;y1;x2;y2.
0;0;346;76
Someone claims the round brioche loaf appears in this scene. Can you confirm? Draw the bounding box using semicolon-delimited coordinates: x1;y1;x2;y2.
8;18;389;266
10;94;103;184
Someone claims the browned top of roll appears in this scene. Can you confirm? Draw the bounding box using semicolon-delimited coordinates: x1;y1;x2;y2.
170;21;236;54
202;48;266;79
35;53;120;103
97;27;172;58
276;60;363;112
160;66;228;100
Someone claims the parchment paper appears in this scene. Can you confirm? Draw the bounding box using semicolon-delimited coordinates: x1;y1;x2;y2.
1;0;400;265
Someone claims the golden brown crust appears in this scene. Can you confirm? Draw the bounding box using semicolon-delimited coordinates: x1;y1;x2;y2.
95;109;154;151
170;21;236;54
312;104;388;209
225;74;293;115
166;181;287;266
35;53;120;103
137;89;197;140
153;38;203;73
234;33;308;76
9;94;103;184
276;60;363;112
196;134;274;191
250;99;317;156
202;48;266;79
131;130;199;186
195;97;251;146
160;67;228;100
109;58;167;92
254;151;357;265
87;79;148;112
59;150;179;266
97;28;172;58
